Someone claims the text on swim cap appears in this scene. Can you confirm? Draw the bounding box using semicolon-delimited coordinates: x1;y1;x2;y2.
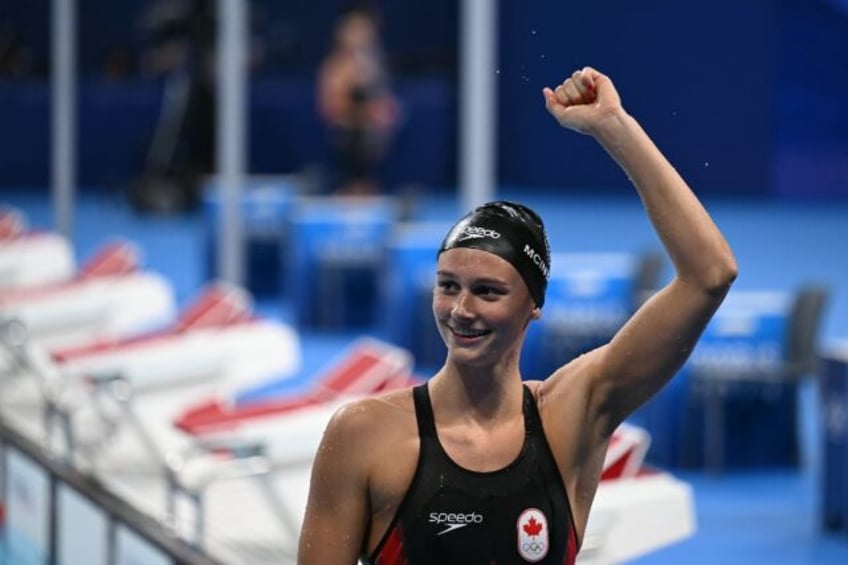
458;226;501;241
524;244;549;278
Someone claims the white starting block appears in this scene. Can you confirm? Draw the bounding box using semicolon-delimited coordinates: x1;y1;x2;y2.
579;472;695;564
0;240;177;351
1;281;301;478
0;207;75;291
47;281;300;393
174;337;416;441
578;422;696;563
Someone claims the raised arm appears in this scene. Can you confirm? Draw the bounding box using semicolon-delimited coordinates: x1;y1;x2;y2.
541;67;738;437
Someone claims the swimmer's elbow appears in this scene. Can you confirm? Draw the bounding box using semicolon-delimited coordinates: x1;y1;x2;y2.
684;248;738;298
705;253;739;296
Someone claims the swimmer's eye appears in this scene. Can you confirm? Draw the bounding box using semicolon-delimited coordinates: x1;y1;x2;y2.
436;280;459;294
473;284;507;299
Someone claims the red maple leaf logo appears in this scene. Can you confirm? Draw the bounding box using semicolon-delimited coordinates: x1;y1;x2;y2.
523;516;543;537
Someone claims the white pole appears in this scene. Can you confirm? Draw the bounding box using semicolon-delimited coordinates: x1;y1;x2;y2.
51;0;76;238
459;0;497;213
216;0;247;285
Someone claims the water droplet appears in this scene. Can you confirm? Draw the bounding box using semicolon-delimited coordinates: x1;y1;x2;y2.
531;30;537;35
672;110;677;117
704;161;710;167
496;69;501;75
540;54;546;59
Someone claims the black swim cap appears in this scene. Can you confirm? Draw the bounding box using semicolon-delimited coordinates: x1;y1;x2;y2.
438;201;551;308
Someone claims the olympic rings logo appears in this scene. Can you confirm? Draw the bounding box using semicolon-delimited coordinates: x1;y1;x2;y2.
522;541;547;554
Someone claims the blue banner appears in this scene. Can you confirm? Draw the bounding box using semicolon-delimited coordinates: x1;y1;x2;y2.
286;197;397;329
203;178;299;296
821;344;848;535
641;291;801;470
522;253;643;379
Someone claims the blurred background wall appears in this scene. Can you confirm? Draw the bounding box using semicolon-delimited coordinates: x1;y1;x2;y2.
0;0;846;199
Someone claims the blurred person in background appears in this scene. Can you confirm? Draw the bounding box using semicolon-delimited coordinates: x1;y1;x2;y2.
131;0;216;213
317;4;400;196
0;22;34;77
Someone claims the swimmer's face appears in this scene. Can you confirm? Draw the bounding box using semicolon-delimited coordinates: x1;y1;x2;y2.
433;248;538;368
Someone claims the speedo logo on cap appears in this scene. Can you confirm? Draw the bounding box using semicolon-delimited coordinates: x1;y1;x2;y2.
523;244;549;278
429;511;484;536
457;225;501;242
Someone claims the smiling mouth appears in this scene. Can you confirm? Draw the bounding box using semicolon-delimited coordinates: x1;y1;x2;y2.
449;326;491;339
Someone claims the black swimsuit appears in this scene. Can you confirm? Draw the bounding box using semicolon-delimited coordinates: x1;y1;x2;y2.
366;383;580;564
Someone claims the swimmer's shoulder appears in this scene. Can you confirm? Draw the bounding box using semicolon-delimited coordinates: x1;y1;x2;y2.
324;385;419;447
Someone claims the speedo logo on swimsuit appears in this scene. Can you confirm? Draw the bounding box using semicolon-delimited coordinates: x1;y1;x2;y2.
457;226;501;242
523;244;549;278
428;511;484;535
